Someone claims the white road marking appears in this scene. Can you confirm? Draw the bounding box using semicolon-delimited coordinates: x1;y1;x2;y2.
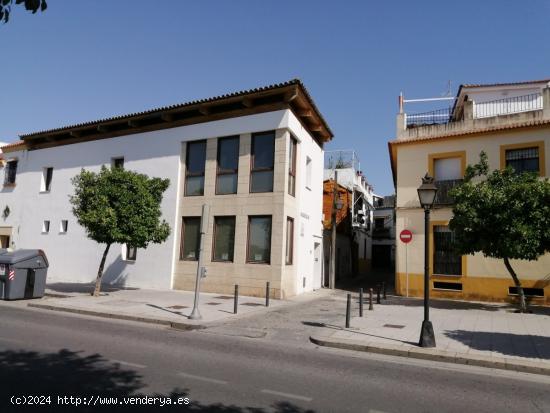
110;359;147;369
178;372;228;385
260;389;312;402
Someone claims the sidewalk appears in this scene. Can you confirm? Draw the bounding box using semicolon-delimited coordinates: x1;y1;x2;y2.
310;296;550;376
24;284;283;329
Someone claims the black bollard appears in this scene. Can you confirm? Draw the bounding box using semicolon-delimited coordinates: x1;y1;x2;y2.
369;288;374;310
266;282;270;307
376;284;381;304
234;284;239;314
345;293;351;328
383;281;387;300
359;288;364;317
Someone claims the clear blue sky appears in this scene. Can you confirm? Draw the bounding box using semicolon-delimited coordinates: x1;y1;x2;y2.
2;0;549;195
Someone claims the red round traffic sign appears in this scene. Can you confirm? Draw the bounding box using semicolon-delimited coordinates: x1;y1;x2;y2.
400;229;413;244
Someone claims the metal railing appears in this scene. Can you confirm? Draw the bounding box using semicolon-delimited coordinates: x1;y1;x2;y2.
324;150;360;171
406;107;453;127
434;179;463;205
474;93;542;119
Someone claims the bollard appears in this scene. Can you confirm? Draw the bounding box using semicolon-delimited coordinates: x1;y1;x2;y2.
369;288;374;310
383;281;387;300
345;293;351;328
359;288;364;317
376;284;381;304
234;284;239;314
266;282;270;307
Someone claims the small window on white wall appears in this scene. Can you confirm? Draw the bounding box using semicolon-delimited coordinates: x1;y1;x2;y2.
40;167;53;192
42;220;50;233
125;244;137;261
111;157;124;169
306;157;312;189
60;220;68;233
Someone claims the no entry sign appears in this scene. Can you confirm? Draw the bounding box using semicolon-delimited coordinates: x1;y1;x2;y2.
399;229;413;244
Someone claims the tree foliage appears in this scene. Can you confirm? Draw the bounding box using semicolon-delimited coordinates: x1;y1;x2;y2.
70;166;171;296
0;0;47;23
449;151;550;311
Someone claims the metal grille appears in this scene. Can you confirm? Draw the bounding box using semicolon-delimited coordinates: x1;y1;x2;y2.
434;179;463;205
4;161;17;185
475;93;542;118
406;107;452;127
433;225;462;276
505;147;539;174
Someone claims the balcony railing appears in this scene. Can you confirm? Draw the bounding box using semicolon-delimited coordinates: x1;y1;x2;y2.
474;93;542;119
406;107;453;127
434;179;463;205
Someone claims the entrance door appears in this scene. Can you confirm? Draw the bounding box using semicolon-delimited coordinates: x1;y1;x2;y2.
313;242;322;290
0;227;12;248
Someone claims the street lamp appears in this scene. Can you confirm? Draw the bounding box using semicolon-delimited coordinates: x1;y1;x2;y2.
417;173;438;347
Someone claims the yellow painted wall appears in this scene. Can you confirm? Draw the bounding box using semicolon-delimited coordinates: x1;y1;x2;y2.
394;126;550;304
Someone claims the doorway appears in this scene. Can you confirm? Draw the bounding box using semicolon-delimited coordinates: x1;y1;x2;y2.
313;242;322;290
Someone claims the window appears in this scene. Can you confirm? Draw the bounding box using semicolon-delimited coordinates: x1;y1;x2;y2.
212;216;236;261
60;220;68;233
125;245;137;261
42;220;50;233
250;132;275;193
112;157;124;169
433;225;462;276
180;217;201;260
185;141;207;196
4;160;17;185
505;147;539;174
247;216;272;263
288;137;297;196
216;136;239;195
41;167;53;192
285;217;294;265
374;217;385;230
305;156;312;189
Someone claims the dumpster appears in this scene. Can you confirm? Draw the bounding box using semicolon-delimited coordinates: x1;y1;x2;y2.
0;250;49;300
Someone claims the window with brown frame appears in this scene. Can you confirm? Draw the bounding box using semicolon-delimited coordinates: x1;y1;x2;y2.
185;141;206;196
216;136;239;195
247;216;272;264
250;132;275;193
180;217;201;260
285;217;294;265
212;216;236;262
4;160;17;186
288;137;297;196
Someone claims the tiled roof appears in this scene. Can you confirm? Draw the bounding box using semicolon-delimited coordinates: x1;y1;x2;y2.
460;78;550;89
1;140;26;152
20;79;332;139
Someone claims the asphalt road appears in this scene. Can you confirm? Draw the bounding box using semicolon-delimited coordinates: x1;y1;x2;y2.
0;304;549;413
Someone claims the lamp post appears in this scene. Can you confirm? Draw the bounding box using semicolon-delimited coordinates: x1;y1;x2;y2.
417;174;438;347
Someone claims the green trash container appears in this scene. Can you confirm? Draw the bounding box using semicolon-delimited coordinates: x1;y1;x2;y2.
0;250;49;300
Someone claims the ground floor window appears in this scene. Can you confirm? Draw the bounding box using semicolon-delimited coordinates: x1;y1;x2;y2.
181;217;201;260
247;216;272;264
433;225;462;275
125;245;137;261
212;216;236;262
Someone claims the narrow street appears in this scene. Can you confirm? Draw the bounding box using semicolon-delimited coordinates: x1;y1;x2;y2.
1;297;549;413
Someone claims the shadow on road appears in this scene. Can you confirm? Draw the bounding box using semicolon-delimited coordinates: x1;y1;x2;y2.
444;330;550;360
0;349;316;412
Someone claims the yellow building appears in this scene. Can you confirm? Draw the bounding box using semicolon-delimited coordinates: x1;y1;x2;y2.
389;79;550;306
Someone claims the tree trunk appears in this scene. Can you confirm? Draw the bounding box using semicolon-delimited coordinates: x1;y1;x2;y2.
504;257;527;313
92;243;111;297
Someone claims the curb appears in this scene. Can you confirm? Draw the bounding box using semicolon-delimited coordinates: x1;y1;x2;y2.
27;303;205;331
310;334;550;376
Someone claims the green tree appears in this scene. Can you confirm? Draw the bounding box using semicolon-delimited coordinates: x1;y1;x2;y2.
0;0;47;23
70;166;171;296
449;151;550;312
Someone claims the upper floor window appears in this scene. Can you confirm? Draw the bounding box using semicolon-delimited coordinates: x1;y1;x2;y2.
288;137;297;196
41;167;53;192
305;156;312;189
433;157;462;181
250;132;275;193
4;160;17;186
60;220;68;233
112;157;124;169
505;147;539;174
185;141;207;196
216;136;239;195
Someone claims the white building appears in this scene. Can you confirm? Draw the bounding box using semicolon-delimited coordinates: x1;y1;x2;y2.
0;80;333;298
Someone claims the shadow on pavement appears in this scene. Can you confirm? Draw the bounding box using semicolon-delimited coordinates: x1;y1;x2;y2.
444;330;550;360
46;282;138;294
0;349;316;412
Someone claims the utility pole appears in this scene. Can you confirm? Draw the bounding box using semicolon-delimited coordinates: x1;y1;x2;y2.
329;170;338;289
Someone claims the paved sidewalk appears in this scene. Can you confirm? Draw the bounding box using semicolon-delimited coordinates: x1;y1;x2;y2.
310;296;550;375
24;285;282;329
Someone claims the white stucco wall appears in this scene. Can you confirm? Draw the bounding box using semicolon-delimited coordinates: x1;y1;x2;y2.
0;109;318;291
